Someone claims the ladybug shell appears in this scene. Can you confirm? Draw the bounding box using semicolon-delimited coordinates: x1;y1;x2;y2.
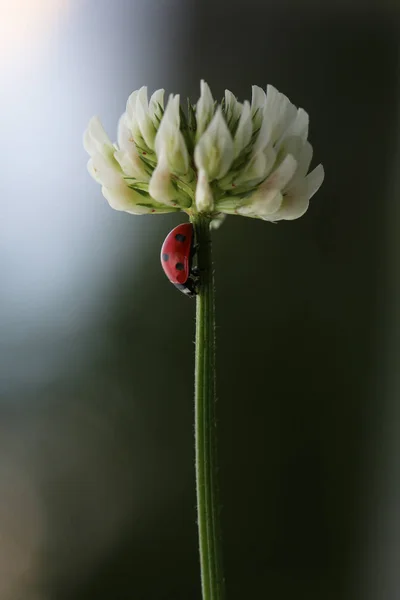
161;223;194;285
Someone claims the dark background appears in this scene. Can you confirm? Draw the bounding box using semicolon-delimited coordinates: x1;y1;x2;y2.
1;1;400;599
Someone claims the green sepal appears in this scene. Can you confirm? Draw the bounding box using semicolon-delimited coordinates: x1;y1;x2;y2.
127;185;150;198
179;105;194;154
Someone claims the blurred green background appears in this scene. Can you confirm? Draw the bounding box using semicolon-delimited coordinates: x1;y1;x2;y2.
1;1;400;599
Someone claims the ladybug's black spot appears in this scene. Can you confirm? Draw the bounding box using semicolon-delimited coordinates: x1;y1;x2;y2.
162;253;169;262
175;233;186;242
175;262;184;271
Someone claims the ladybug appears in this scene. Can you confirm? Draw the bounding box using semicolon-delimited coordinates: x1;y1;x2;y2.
160;223;199;297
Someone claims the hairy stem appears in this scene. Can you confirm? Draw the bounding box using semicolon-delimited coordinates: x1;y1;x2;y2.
191;214;225;600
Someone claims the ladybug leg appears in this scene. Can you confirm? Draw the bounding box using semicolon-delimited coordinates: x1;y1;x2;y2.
185;276;198;297
191;265;206;277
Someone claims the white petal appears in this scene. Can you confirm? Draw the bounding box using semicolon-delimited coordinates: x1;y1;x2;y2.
167;94;181;127
265;191;309;221
102;184;152;214
83;116;113;157
154;93;180;141
87;159;101;183
251;85;266;125
155;94;189;175
238;154;298;217
233;146;275;187
171;130;190;174
149;88;165;121
126;91;143;143
194;107;234;180
224;89;243;127
89;116;113;147
210;213;227;229
195;168;214;212
252;86;297;154
270;164;324;221
155;94;180;157
304;164;324;199
126;90;139;121
91;153;122;188
117;113;135;152
238;190;283;218
83;125;96;156
262;145;279;180
114;150;147;180
286;141;313;188
148;151;178;206
135;86;156;149
196;80;215;139
261;154;298;192
252;118;271;154
115;113;149;180
234;100;252;157
297;141;313;178
283;107;309;142
264;85;297;144
278;136;304;164
113;150;134;177
136;86;149;108
277;109;309;153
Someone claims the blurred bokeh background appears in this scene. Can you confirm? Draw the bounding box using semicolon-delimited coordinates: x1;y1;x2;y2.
1;0;400;598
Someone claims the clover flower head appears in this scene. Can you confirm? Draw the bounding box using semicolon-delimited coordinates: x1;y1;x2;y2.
84;81;324;225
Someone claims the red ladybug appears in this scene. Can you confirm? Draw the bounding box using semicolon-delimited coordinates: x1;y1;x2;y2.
160;223;198;296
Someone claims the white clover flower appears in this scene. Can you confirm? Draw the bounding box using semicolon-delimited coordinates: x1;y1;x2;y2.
84;81;324;223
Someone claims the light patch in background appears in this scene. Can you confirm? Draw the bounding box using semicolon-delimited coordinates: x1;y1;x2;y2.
0;1;193;598
0;0;70;69
0;0;183;393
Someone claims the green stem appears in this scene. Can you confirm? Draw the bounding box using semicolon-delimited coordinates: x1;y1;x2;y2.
191;214;225;600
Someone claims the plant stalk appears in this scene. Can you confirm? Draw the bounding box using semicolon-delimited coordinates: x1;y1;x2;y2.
191;214;225;600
